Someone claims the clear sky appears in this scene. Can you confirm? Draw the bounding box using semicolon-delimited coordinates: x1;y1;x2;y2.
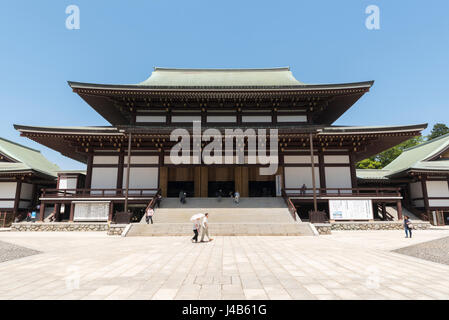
0;0;448;169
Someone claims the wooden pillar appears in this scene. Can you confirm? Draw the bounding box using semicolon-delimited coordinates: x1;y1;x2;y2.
124;133;132;213
421;176;430;216
108;202;114;222
117;152;124;191
309;133;318;212
39;202;45;222
159;167;168;197
200;167;208;197
85;153;93;189
13;180;22;218
318;153;326;191
349;153;358;188
396;200;403;220
194;167;202;197
69;202;75;222
54;203;61;222
241;167;249;197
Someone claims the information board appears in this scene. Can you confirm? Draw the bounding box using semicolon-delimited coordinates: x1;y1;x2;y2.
329;199;373;220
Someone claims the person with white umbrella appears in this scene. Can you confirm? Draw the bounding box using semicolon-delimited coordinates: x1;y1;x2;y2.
190;213;204;243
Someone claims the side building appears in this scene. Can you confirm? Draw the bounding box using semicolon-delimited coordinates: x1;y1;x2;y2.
358;133;449;225
0;137;59;225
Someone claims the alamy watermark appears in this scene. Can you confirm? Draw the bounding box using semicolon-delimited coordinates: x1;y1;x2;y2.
365;5;380;30
66;5;80;30
170;121;279;175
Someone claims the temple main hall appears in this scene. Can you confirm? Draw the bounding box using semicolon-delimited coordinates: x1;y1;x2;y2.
14;67;427;223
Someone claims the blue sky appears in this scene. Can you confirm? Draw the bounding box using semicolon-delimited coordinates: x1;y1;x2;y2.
0;0;448;169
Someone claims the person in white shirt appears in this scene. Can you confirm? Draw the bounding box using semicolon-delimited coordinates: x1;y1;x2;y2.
200;213;213;242
145;206;154;224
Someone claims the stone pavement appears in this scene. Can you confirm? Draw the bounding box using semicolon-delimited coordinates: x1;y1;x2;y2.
1;230;449;300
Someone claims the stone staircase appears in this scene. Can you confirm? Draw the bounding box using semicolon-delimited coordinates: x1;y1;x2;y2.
125;197;317;237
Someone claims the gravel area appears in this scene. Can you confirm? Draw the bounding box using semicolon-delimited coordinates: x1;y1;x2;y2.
394;236;449;266
0;240;40;263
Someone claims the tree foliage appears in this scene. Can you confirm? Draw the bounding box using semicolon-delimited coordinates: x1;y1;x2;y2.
427;123;449;140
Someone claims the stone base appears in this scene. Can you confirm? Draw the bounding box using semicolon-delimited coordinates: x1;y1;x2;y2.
314;223;332;235
330;221;431;231
11;222;109;232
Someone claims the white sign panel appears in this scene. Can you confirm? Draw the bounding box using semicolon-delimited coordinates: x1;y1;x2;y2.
329;199;373;220
73;202;110;222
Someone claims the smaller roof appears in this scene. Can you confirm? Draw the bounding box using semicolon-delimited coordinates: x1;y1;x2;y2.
357;133;449;180
384;133;449;176
0;137;60;178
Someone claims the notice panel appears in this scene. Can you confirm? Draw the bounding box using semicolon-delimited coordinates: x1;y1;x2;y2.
73;201;110;222
329;199;373;220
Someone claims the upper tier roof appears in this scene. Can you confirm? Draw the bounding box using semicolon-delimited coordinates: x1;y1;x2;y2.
137;67;304;87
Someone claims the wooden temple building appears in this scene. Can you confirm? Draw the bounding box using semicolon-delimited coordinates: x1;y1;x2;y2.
14;67;428;223
0;137;58;225
357;133;449;225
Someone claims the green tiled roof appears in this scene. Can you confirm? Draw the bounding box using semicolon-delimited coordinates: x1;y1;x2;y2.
357;133;449;180
383;133;449;176
0;138;59;177
138;67;304;87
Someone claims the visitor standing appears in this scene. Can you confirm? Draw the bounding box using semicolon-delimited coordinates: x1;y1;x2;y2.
234;191;240;204
145;206;154;224
404;215;413;238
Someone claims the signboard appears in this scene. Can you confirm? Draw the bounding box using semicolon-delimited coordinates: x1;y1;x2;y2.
329;199;373;220
73;201;110;222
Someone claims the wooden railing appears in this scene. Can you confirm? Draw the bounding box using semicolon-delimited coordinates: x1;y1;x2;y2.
284;187;401;198
40;188;159;198
281;189;297;221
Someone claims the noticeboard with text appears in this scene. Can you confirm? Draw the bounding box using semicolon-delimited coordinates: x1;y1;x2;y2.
329;199;373;220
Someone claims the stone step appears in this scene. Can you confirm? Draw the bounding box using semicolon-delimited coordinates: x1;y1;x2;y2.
126;222;317;237
142;197;296;224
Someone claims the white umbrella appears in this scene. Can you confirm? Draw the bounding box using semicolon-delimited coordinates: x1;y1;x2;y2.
190;213;204;221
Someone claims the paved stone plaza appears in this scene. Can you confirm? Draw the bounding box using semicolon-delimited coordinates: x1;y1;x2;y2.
1;230;449;300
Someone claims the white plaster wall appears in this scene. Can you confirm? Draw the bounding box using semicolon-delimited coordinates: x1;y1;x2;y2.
324;155;350;164
207;116;236;123
20;183;33;199
242;116;272;123
59;177;77;190
171;116;201;122
410;182;423;199
124;156;159;165
0;201;14;208
93;155;119;165
123;168;158;195
426;181;449;198
284;167;320;193
283;155;318;164
136;115;166;123
277;115;307;122
91;168;118;194
325;167;352;192
429;199;449;207
0;182;16;199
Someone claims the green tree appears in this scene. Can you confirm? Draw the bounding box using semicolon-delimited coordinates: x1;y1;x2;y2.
356;136;423;169
427;123;449;140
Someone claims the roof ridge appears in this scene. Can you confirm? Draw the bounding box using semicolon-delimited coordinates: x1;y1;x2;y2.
153;67;291;72
0;137;41;154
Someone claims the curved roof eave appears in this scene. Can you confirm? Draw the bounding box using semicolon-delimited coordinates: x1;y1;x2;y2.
67;80;375;92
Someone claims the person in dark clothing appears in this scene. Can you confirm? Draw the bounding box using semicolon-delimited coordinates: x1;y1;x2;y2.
155;193;162;208
192;218;200;243
404;215;412;238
